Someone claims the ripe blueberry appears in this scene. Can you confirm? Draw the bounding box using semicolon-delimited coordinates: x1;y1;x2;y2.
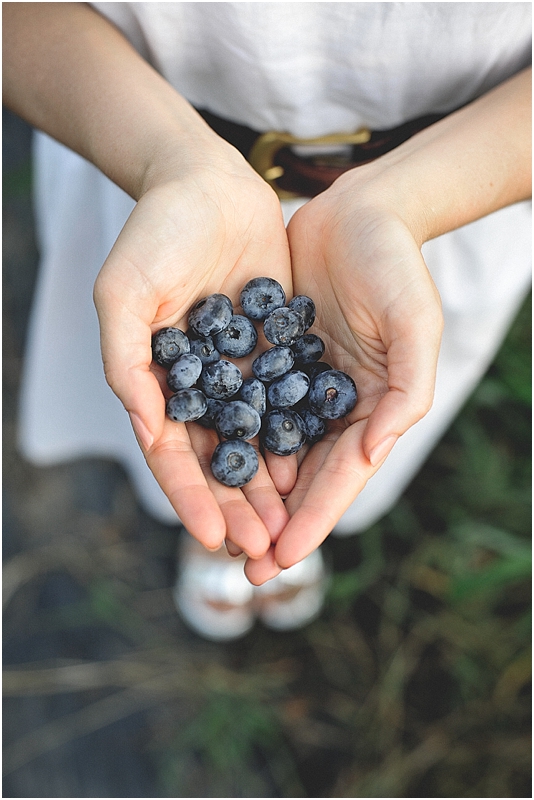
166;353;203;392
216;400;262;440
252;346;294;382
291;334;325;365
211;440;259;487
239;377;267;417
267;370;310;408
299;408;327;443
261;409;306;456
303;360;333;380
188;334;221;366
288;295;316;330
196;397;226;429
240;277;286;321
309;370;358;419
263;307;306;346
188;293;233;337
200;360;243;399
213;314;258;358
166;388;207;423
152;327;190;367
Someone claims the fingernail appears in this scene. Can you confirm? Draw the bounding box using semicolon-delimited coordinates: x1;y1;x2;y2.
206;542;224;552
225;540;243;558
369;435;398;466
129;412;154;451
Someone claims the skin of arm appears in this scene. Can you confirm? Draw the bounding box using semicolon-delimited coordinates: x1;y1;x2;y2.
3;1;221;198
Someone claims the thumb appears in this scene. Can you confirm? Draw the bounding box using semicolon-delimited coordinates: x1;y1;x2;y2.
363;304;443;466
93;265;165;452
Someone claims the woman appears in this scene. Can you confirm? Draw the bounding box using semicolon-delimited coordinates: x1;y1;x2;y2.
4;2;531;639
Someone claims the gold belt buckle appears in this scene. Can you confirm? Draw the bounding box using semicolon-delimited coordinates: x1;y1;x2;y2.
248;127;371;199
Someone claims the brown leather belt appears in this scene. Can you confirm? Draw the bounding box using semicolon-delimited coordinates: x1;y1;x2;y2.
197;107;445;199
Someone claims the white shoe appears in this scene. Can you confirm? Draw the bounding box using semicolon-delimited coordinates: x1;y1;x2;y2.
173;535;255;641
254;548;328;631
173;533;328;641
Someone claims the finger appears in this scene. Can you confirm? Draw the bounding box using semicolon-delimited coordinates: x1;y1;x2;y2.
216;495;271;559
144;421;227;550
244;546;283;585
274;420;376;568
362;371;433;466
241;459;291;545
225;540;243;557
187;426;273;559
94;262;165;449
95;266;231;550
281;428;341;517
263;450;299;499
363;289;443;464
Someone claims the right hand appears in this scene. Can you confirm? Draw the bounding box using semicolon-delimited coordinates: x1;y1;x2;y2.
3;1;295;559
93;136;295;558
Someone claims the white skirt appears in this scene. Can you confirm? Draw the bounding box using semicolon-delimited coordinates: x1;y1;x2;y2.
18;133;532;534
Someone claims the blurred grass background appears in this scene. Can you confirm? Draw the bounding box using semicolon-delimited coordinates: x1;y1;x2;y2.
3;108;531;798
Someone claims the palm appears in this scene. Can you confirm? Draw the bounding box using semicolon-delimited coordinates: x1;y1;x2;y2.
245;190;443;582
95;164;295;557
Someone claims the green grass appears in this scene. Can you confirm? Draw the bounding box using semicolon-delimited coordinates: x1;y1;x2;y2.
3;157;33;198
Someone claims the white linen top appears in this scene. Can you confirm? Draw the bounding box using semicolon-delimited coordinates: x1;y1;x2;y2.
92;1;531;135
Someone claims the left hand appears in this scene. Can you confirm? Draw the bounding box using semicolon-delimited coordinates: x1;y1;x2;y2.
246;69;531;584
245;168;444;583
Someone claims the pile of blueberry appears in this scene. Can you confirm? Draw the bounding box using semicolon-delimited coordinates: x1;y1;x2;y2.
151;277;357;487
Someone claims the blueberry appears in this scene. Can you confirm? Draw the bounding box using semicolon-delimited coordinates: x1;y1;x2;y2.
213;314;258;358
211;439;259;487
291;334;325;365
261;409;306;456
239;377;267;417
263;306;306;346
188;293;233;337
200;359;243;399
216;400;262;440
299;408;327;443
288;295;316;330
267;370;310;408
166;353;203;392
151;327;190;367
252;346;294;382
302;360;333;380
240;277;286;321
196;397;226;429
189;335;221;366
309;369;358;419
166;388;207;422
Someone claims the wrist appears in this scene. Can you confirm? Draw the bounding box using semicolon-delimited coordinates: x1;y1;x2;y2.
3;2;253;202
327;67;531;246
136;105;251;200
321;159;430;248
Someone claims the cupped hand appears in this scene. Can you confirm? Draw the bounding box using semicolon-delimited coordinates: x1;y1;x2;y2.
245;170;443;583
93;142;295;557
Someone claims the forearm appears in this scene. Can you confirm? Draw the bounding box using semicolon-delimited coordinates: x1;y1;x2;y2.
338;67;532;245
2;2;223;199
